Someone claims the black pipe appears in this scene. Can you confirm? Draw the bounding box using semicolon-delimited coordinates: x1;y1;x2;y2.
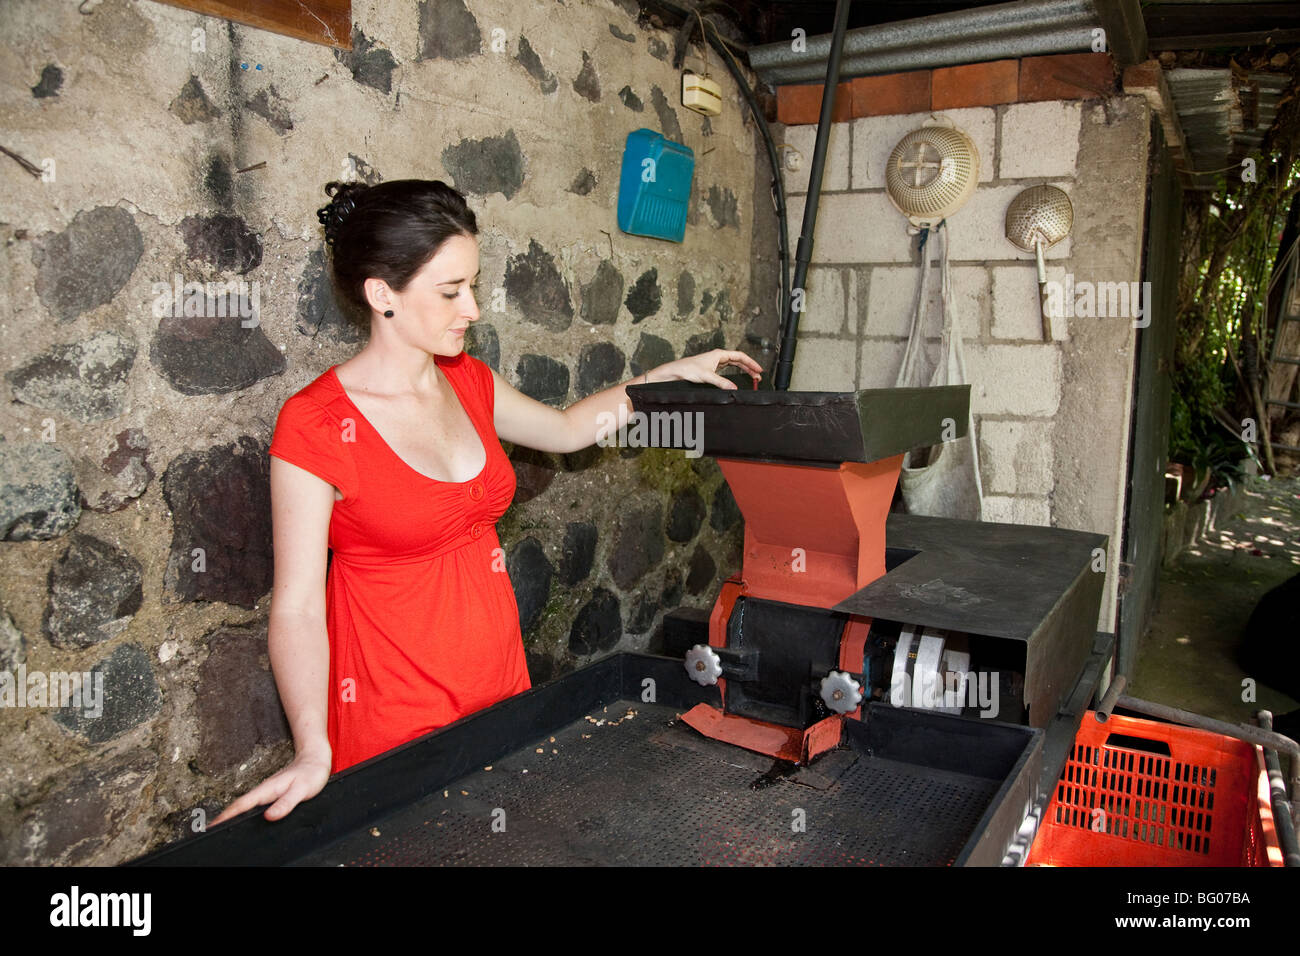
1257;711;1300;866
773;0;852;391
1094;673;1126;722
1115;694;1300;812
647;0;792;380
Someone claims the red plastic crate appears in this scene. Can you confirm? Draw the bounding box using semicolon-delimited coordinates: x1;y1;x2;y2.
1027;710;1284;866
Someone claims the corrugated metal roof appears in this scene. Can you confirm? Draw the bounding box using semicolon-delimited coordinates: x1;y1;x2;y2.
748;0;1293;180
747;0;1099;85
1166;68;1238;173
1167;68;1292;174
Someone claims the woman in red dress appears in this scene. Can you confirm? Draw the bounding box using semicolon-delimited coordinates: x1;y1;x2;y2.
214;179;761;824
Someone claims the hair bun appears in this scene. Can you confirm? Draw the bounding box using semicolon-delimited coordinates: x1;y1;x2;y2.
317;181;368;246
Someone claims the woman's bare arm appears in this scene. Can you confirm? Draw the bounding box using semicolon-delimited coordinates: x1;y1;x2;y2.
211;456;334;824
491;348;762;454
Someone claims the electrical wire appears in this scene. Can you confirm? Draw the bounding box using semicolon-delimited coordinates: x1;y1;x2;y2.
696;12;792;372
644;0;792;375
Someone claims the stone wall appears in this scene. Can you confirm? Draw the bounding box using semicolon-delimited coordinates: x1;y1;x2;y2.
774;55;1150;637
0;0;772;863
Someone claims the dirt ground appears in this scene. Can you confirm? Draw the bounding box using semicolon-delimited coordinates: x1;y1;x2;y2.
1130;475;1300;728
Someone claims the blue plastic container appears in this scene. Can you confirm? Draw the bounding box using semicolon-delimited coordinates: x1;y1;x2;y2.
617;128;695;242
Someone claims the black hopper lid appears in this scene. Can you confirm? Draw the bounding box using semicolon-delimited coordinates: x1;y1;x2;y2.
626;381;971;466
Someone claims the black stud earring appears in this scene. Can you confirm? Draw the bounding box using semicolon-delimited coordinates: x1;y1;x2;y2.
383;310;394;318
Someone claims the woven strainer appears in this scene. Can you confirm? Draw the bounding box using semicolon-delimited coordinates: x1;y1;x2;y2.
1005;185;1074;284
885;124;980;228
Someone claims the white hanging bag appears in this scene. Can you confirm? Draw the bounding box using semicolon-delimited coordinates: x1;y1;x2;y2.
893;222;984;520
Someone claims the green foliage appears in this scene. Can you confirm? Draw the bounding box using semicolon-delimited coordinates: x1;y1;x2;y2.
1169;321;1230;465
1170;154;1300;475
1194;428;1253;491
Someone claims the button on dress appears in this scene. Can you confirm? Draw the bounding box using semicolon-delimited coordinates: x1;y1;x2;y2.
268;351;530;774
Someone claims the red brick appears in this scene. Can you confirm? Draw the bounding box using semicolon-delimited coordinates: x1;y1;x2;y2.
851;70;931;117
1020;53;1116;101
1122;60;1163;93
777;82;854;125
932;59;1019;109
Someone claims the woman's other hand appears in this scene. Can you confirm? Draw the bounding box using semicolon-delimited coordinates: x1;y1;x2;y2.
210;745;332;826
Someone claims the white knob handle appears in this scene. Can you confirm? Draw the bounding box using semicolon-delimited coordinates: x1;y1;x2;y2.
820;670;863;714
684;644;723;686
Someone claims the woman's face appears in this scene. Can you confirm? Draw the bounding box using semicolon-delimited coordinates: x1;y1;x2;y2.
384;233;481;357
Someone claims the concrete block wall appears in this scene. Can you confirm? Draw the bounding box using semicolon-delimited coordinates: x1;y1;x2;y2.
775;55;1150;640
0;0;773;863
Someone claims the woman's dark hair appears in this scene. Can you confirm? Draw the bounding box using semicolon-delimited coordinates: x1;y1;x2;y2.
316;179;477;315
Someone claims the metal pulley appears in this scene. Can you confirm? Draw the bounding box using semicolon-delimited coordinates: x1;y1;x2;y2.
684;644;723;686
891;625;969;714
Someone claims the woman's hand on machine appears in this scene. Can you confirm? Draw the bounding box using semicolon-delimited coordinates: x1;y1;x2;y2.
652;349;762;390
210;744;332;826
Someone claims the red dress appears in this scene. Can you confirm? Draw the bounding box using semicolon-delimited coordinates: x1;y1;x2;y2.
268;351;531;774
